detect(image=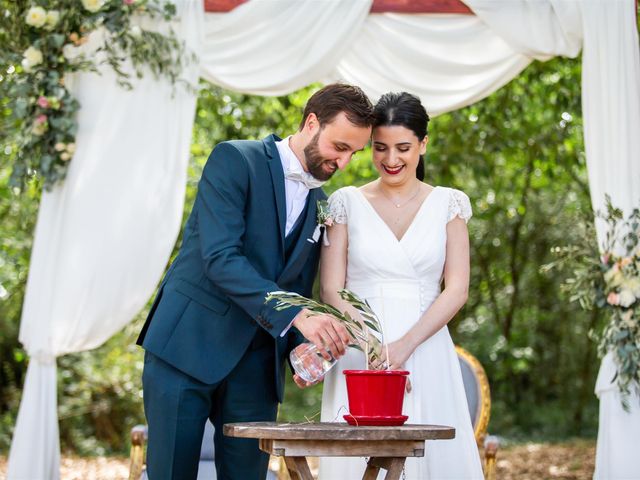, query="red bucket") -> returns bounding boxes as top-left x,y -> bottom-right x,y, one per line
343,369 -> 409,417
